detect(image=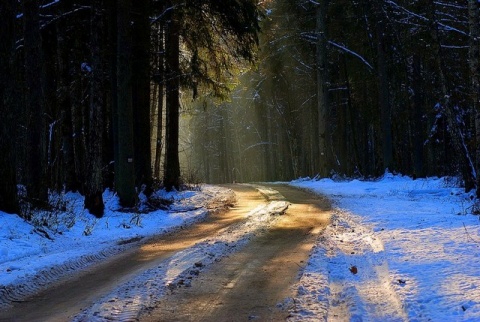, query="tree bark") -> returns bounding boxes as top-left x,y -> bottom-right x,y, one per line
428,2 -> 475,191
219,105 -> 231,183
55,26 -> 79,192
411,55 -> 425,178
42,25 -> 61,191
164,3 -> 181,191
115,0 -> 137,206
0,0 -> 19,214
468,0 -> 480,198
71,80 -> 87,196
375,12 -> 393,172
24,0 -> 48,208
342,56 -> 361,175
85,0 -> 105,217
154,22 -> 165,180
105,0 -> 117,191
316,1 -> 329,177
132,0 -> 152,195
